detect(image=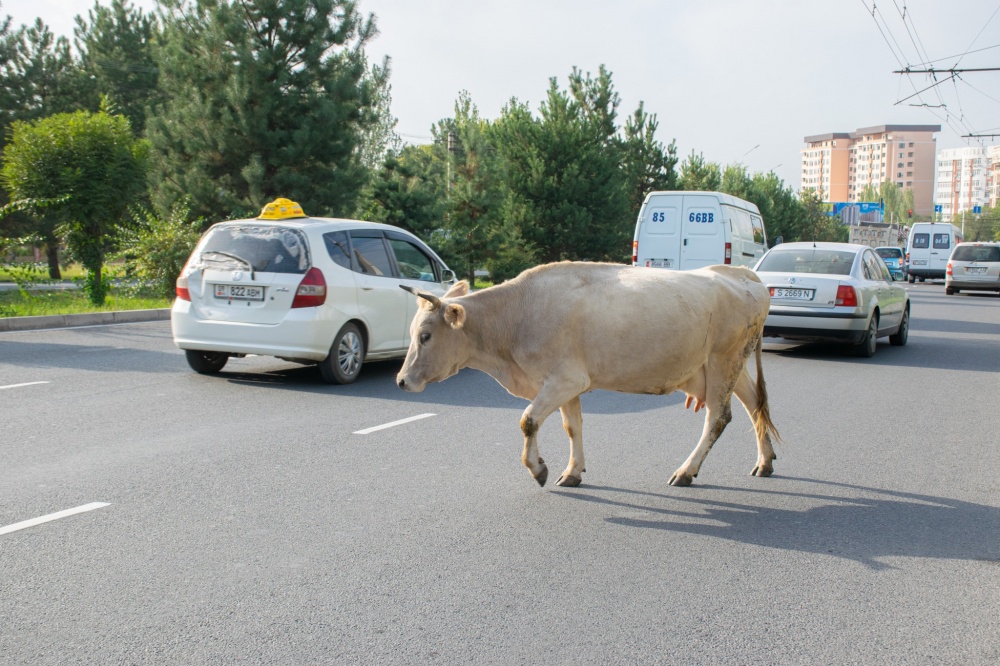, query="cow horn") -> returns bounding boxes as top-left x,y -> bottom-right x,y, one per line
400,284 -> 442,309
